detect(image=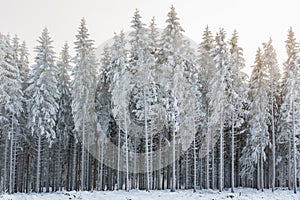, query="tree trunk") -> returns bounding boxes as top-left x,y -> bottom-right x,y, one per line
219,107 -> 224,192
158,134 -> 162,190
193,112 -> 197,192
3,133 -> 9,192
81,108 -> 86,191
99,141 -> 104,190
9,120 -> 14,194
260,145 -> 264,192
271,100 -> 276,192
36,134 -> 41,192
292,101 -> 297,194
171,128 -> 176,192
231,113 -> 235,193
117,127 -> 121,190
124,110 -> 129,191
206,126 -> 210,189
288,131 -> 291,190
72,139 -> 77,190
257,155 -> 260,190
144,86 -> 150,191
212,137 -> 215,190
